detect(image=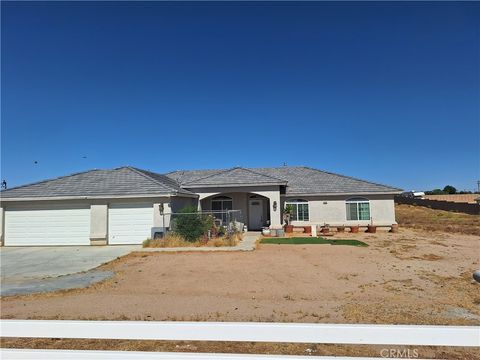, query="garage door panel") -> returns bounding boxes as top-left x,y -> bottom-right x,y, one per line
108,203 -> 153,245
5,206 -> 90,246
